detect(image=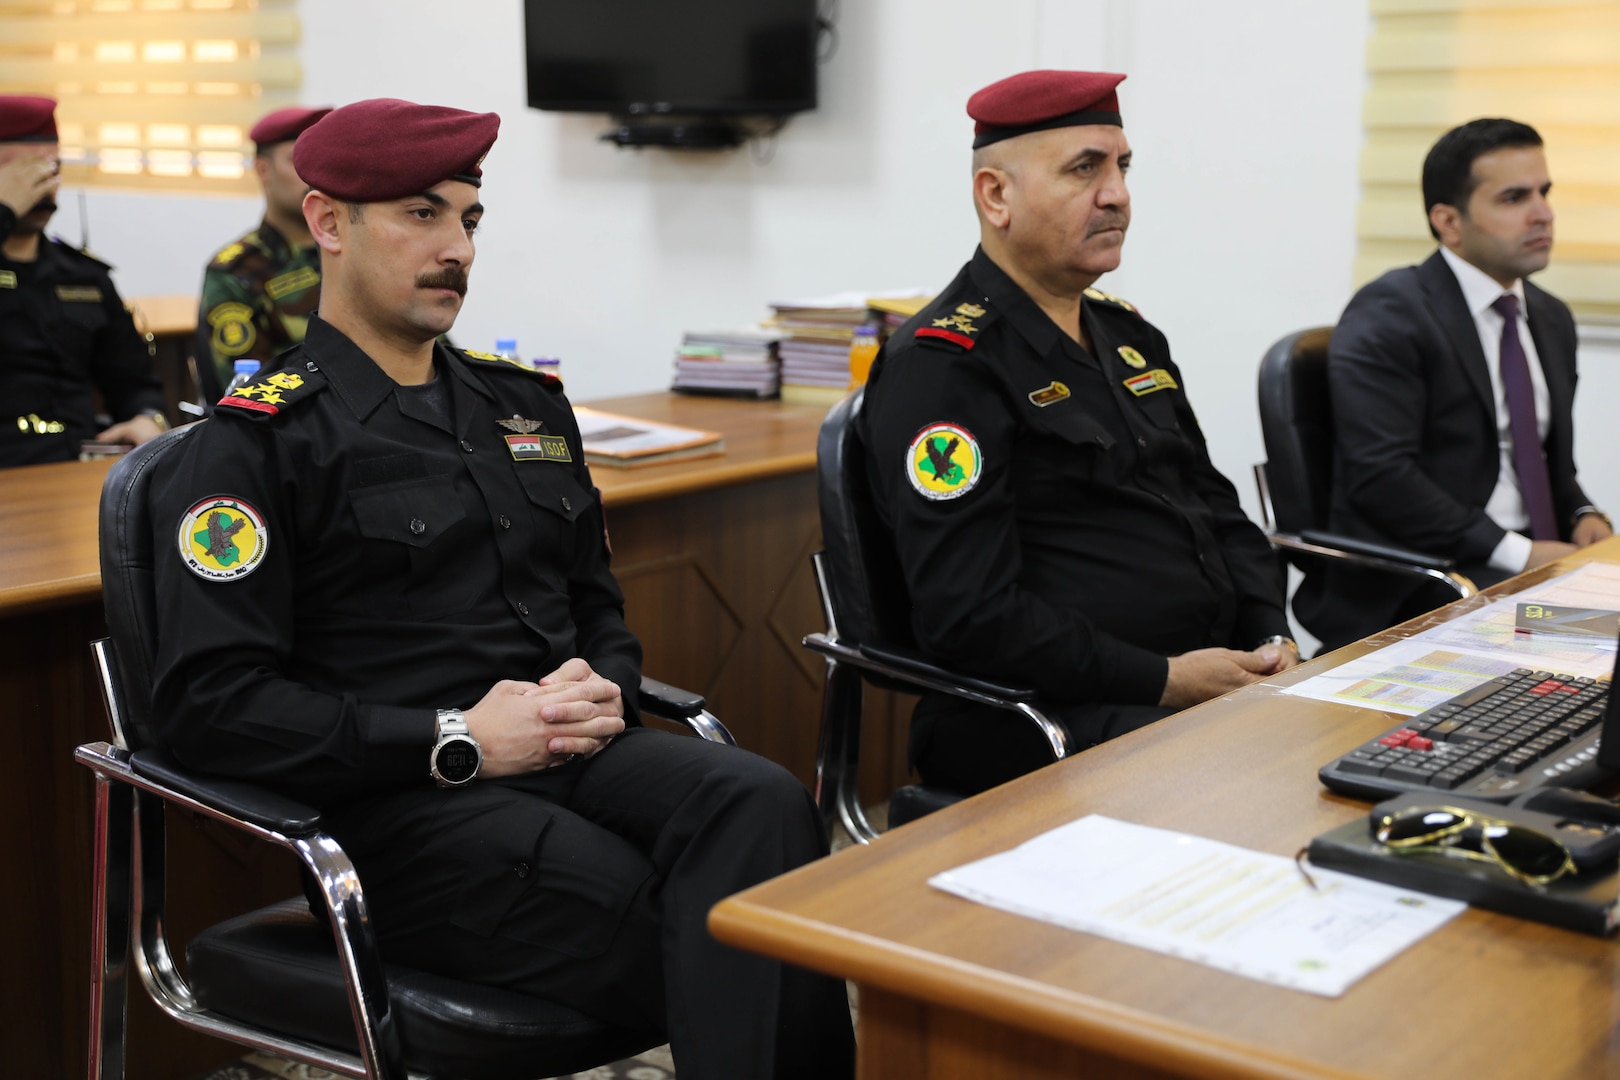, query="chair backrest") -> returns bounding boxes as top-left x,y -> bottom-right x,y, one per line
815,387 -> 916,649
1255,327 -> 1335,536
98,423 -> 200,752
